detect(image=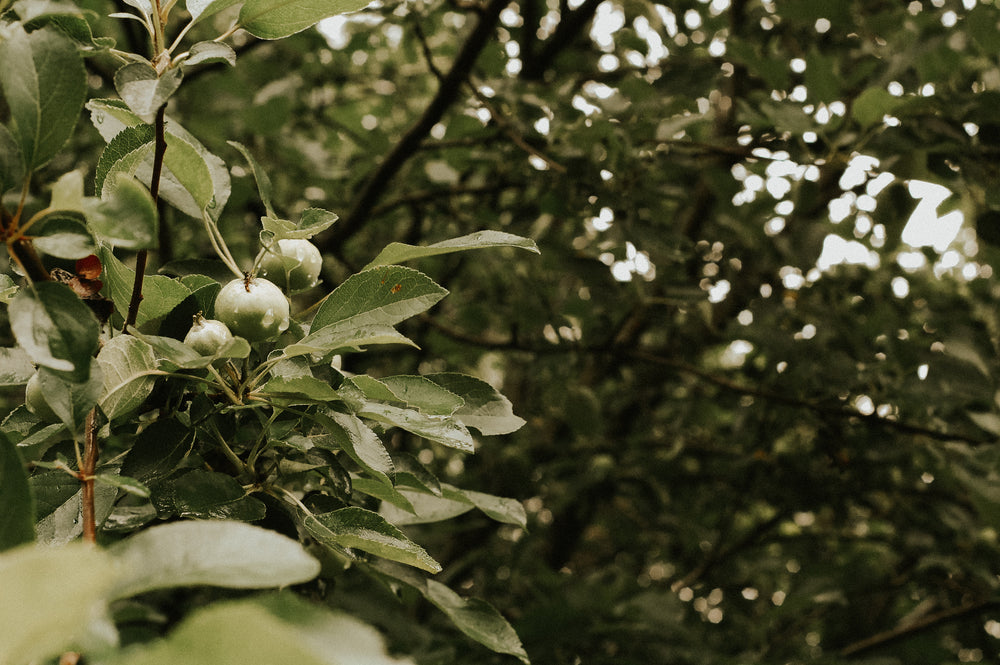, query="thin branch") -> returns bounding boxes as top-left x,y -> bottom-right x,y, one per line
839,599 -> 1000,657
80,410 -> 99,544
124,104 -> 167,331
328,0 -> 510,250
520,0 -> 603,80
